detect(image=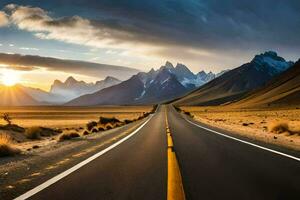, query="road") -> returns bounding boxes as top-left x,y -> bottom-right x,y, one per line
16,105 -> 300,200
